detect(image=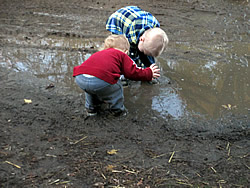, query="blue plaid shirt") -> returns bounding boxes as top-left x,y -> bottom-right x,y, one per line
106,6 -> 160,45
